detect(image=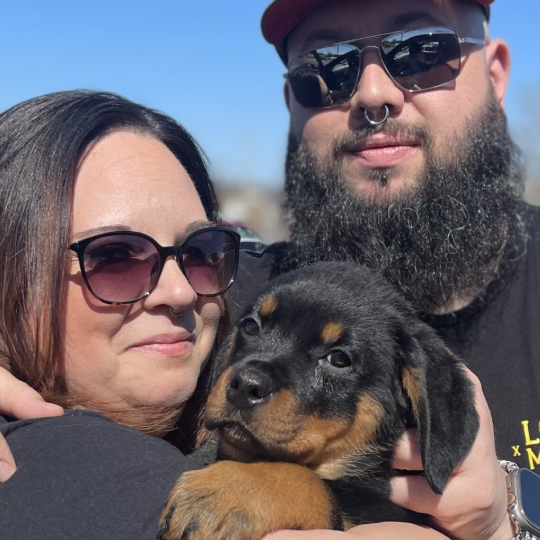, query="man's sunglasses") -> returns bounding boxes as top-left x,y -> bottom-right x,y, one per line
69,226 -> 240,305
287,27 -> 484,109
